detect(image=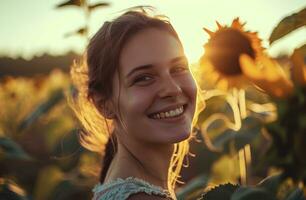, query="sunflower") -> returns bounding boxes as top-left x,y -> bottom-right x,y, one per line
198,19 -> 267,186
199,18 -> 264,91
